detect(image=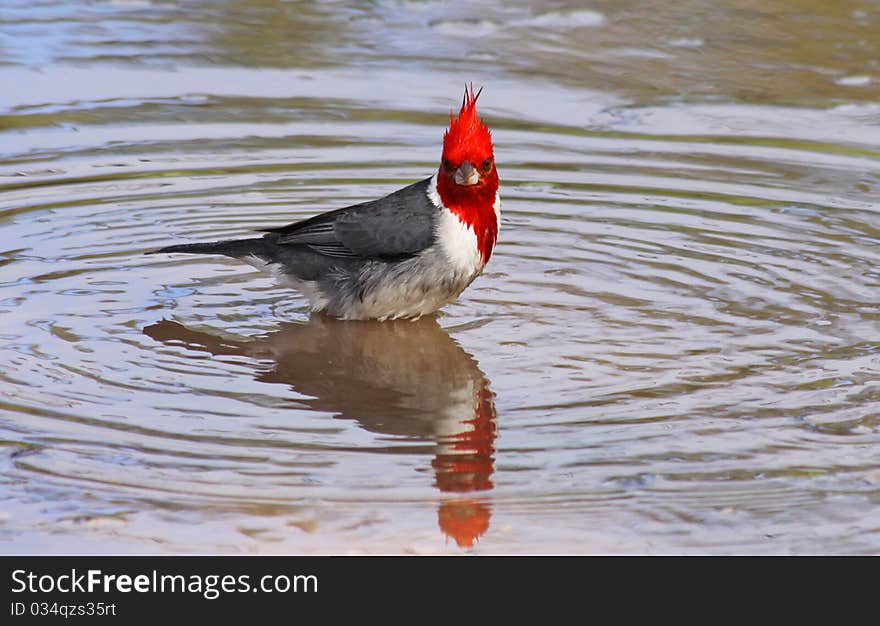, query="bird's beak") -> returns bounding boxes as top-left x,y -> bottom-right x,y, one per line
454,161 -> 480,186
